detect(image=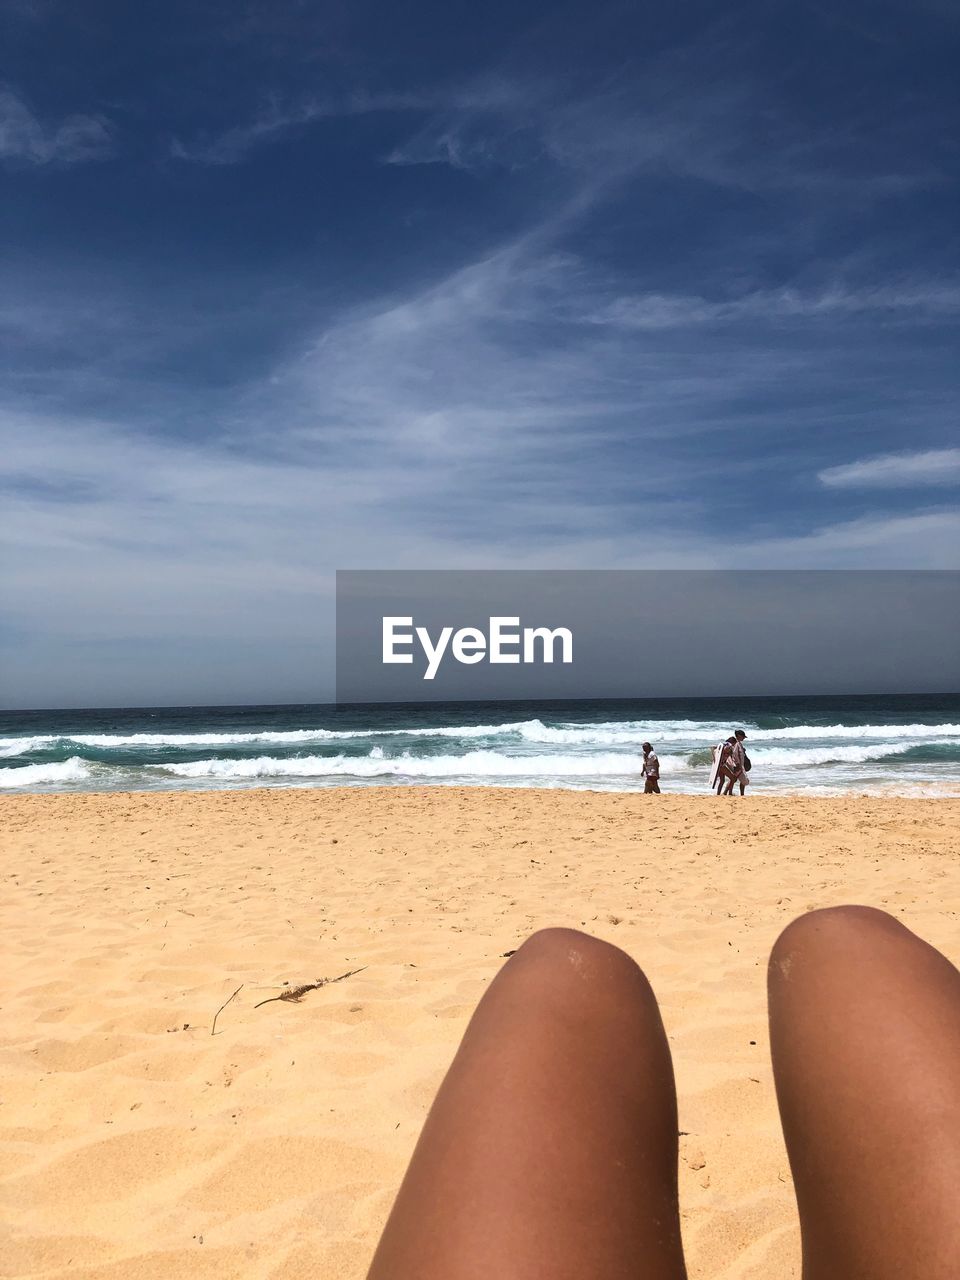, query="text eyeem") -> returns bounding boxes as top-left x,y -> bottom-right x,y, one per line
382,616 -> 574,681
